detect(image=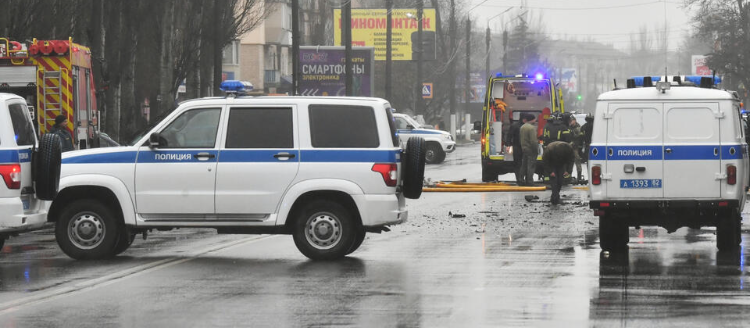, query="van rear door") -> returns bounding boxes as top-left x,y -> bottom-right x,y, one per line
663,103 -> 721,198
605,103 -> 664,199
